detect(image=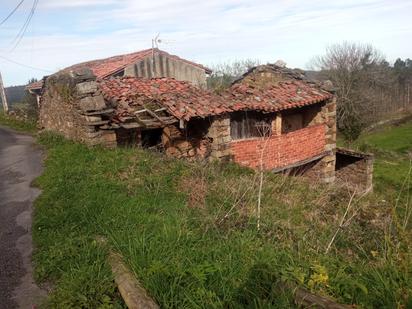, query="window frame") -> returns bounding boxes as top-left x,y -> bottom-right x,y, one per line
230,111 -> 273,140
